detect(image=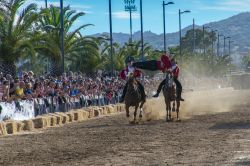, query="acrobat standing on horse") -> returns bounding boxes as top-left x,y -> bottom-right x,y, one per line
119,56 -> 146,103
133,53 -> 184,101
